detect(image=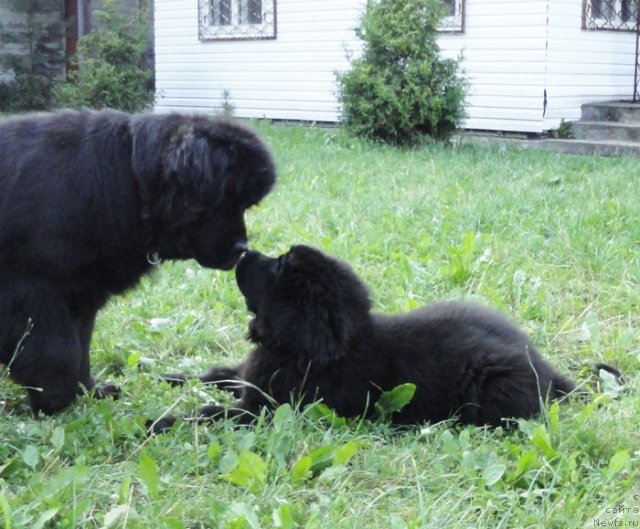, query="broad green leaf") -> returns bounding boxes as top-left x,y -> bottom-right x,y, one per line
318,465 -> 347,482
514,449 -> 539,478
334,442 -> 359,466
127,352 -> 142,368
530,425 -> 556,459
50,426 -> 65,450
375,383 -> 416,419
608,449 -> 630,476
207,443 -> 222,463
237,431 -> 256,452
139,452 -> 160,500
0,490 -> 10,529
273,504 -> 294,529
290,455 -> 312,484
219,450 -> 239,474
162,518 -> 186,529
228,502 -> 261,529
103,504 -> 139,528
581,312 -> 599,349
308,445 -> 337,473
118,477 -> 132,504
304,402 -> 347,428
22,445 -> 39,469
224,451 -> 267,492
40,465 -> 90,498
0,459 -> 19,478
272,403 -> 293,428
482,463 -> 506,486
32,509 -> 59,529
